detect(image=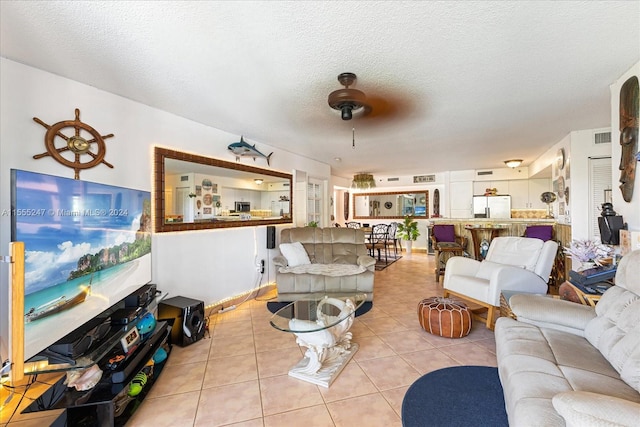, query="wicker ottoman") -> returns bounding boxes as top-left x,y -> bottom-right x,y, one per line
418,297 -> 472,338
